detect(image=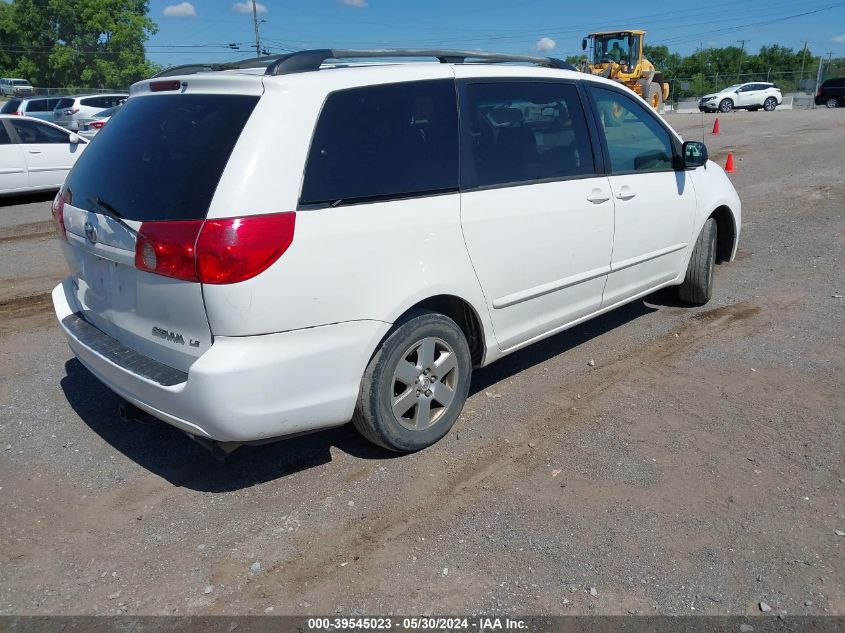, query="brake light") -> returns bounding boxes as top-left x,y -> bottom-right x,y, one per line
134,213 -> 296,284
135,220 -> 203,282
150,80 -> 182,92
63,108 -> 79,116
13,110 -> 23,116
51,189 -> 69,240
90,120 -> 106,129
